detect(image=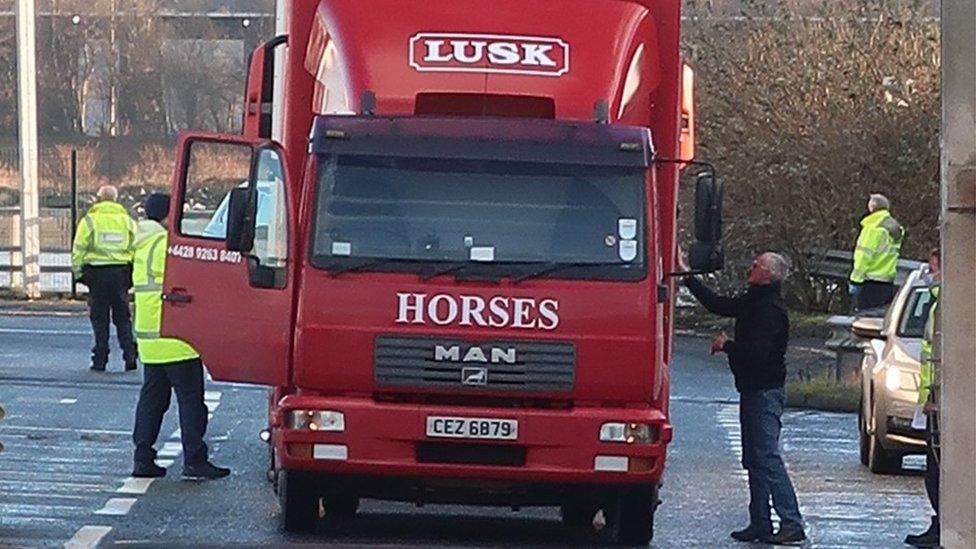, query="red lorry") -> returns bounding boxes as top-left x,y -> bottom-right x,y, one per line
161,0 -> 723,544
